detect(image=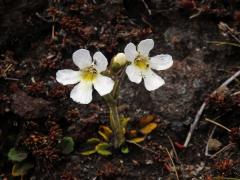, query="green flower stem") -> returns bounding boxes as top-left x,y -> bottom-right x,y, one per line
104,94 -> 125,148
112,66 -> 127,99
